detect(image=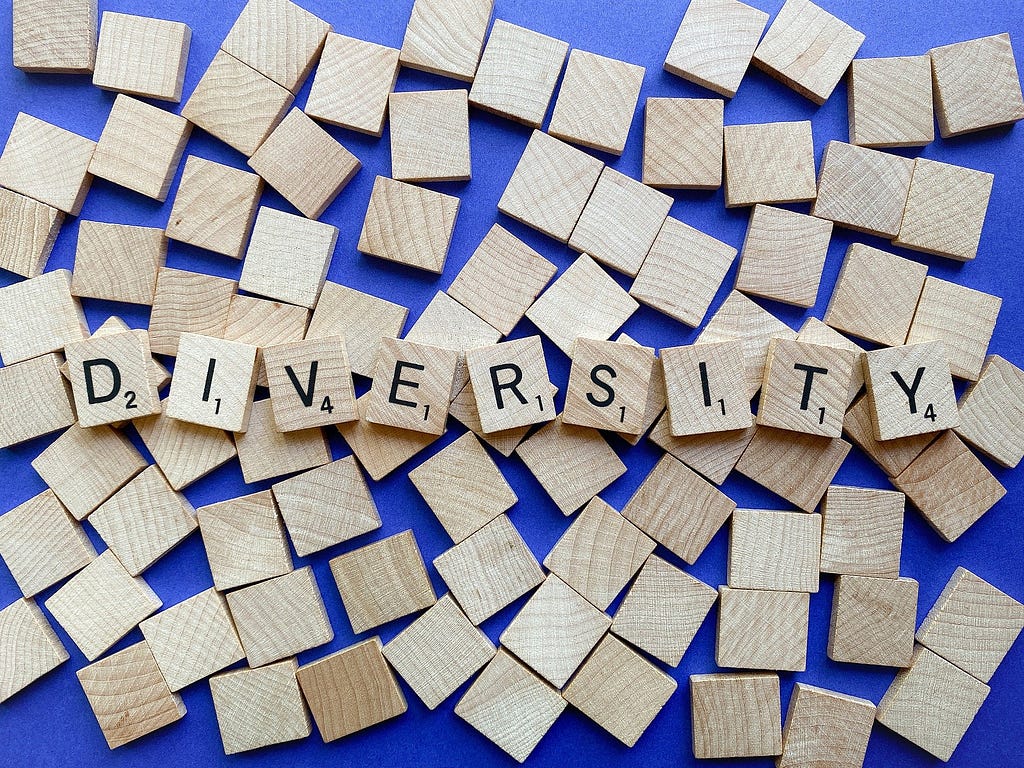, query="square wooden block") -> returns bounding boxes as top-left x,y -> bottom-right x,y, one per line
148,267 -> 237,356
165,332 -> 258,432
0,188 -> 63,278
71,221 -> 165,305
65,329 -> 160,427
389,89 -> 470,182
716,586 -> 809,671
820,485 -> 904,578
931,33 -> 1024,137
233,399 -> 331,484
135,399 -> 237,491
690,672 -> 782,759
843,394 -> 935,478
338,393 -> 441,481
563,338 -> 655,433
366,337 -> 457,435
894,157 -> 994,262
752,0 -> 864,104
778,684 -> 876,768
263,337 -> 356,431
399,0 -> 493,82
469,20 -> 568,127
210,660 -> 312,754
0,598 -> 68,703
723,121 -> 816,208
850,55 -> 934,148
614,332 -> 666,445
358,175 -> 459,274
0,353 -> 75,449
829,575 -> 918,667
13,0 -> 97,73
643,97 -> 723,188
93,11 -> 190,102
663,341 -> 752,436
306,33 -> 399,136
729,508 -> 821,592
956,355 -> 1024,468
649,415 -> 756,485
864,341 -> 959,441
797,317 -> 865,405
222,294 -> 310,388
